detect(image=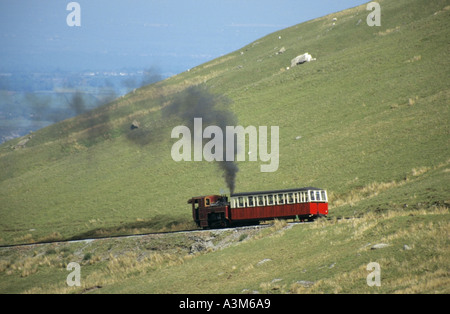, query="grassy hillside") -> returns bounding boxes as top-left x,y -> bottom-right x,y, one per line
0,0 -> 448,245
1,208 -> 448,294
0,0 -> 449,293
